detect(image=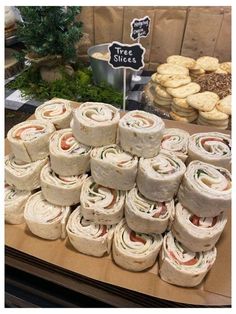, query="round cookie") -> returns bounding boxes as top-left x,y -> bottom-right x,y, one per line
157,63 -> 189,76
167,55 -> 196,69
155,84 -> 172,99
199,107 -> 229,121
186,91 -> 219,112
170,111 -> 198,123
196,56 -> 219,71
171,102 -> 197,114
197,116 -> 229,127
172,98 -> 193,110
159,74 -> 191,88
166,82 -> 200,98
216,95 -> 231,115
171,106 -> 198,117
